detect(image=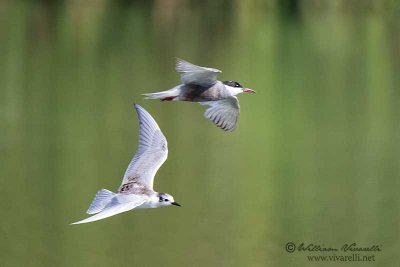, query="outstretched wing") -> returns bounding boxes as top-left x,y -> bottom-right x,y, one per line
119,104 -> 168,190
71,195 -> 146,225
176,58 -> 221,87
200,96 -> 240,132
